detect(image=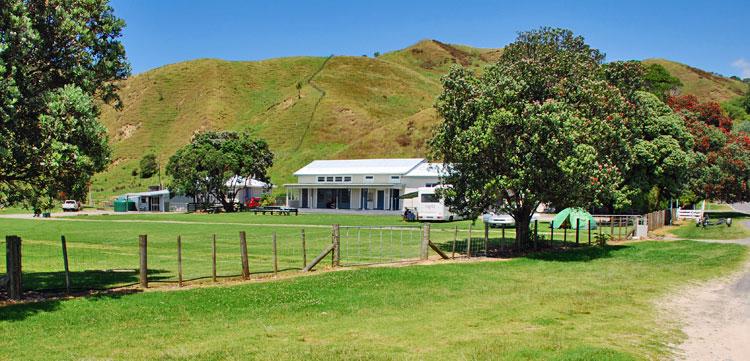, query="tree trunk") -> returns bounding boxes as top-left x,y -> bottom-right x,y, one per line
513,208 -> 533,249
